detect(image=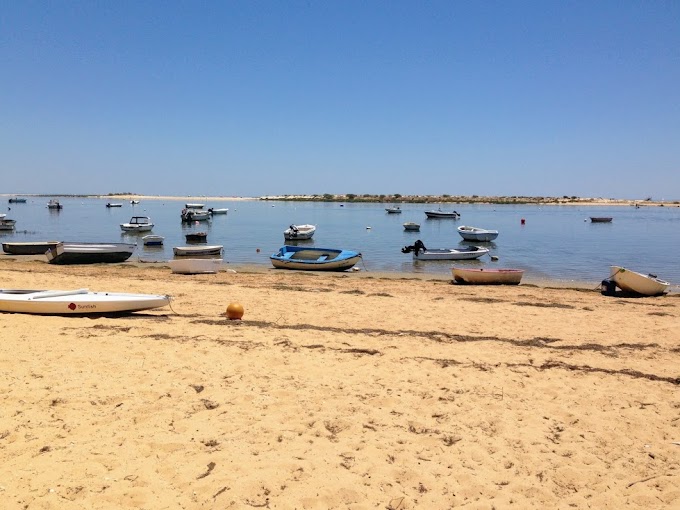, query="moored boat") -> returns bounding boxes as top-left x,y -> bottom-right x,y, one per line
45,242 -> 136,265
47,199 -> 63,210
425,209 -> 460,219
609,266 -> 670,296
208,208 -> 228,215
142,234 -> 164,246
120,216 -> 154,232
2,241 -> 61,255
185,203 -> 205,209
106,202 -> 123,208
181,209 -> 211,222
173,245 -> 223,257
8,198 -> 27,204
590,217 -> 613,223
403,222 -> 420,231
457,225 -> 499,242
385,206 -> 402,213
284,224 -> 316,240
452,267 -> 524,285
169,258 -> 223,274
270,246 -> 361,271
0,288 -> 170,315
402,240 -> 489,260
185,232 -> 208,243
0,219 -> 16,231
